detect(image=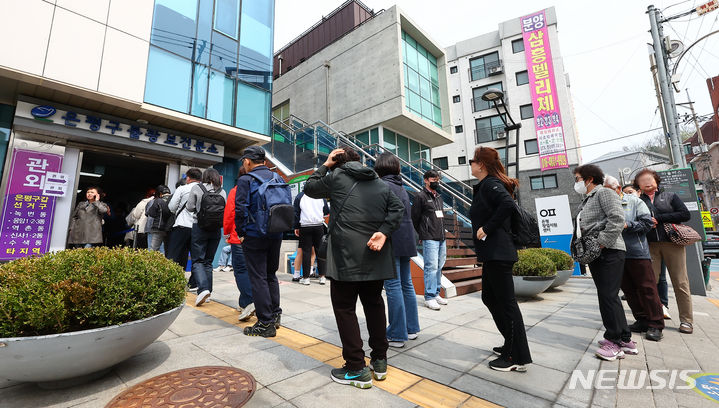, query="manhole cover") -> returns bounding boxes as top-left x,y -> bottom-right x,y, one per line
106,366 -> 256,408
